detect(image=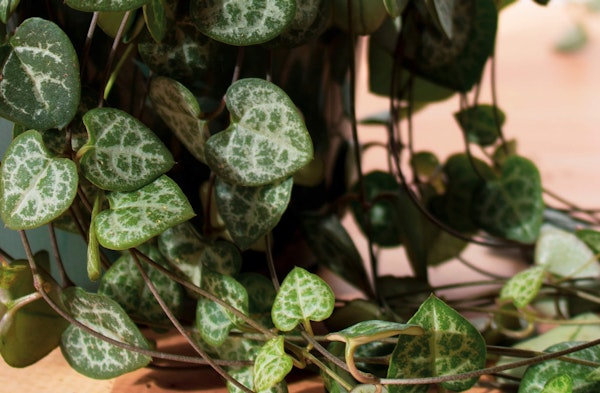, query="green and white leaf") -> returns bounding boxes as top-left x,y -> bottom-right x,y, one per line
228,366 -> 288,393
65,0 -> 149,12
0,130 -> 78,230
541,374 -> 573,393
0,0 -> 20,24
94,175 -> 195,250
388,295 -> 486,393
500,265 -> 547,308
215,176 -> 293,250
190,0 -> 296,46
271,266 -> 335,332
60,287 -> 151,379
519,341 -> 600,393
535,225 -> 600,279
206,78 -> 313,186
79,108 -> 174,192
253,336 -> 293,391
196,269 -> 248,347
0,18 -> 80,130
473,155 -> 544,243
149,76 -> 208,163
97,243 -> 184,324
